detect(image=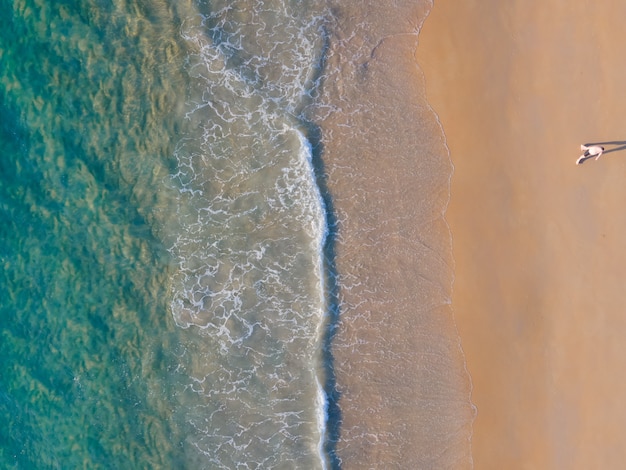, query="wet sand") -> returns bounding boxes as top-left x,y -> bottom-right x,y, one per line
418,0 -> 626,467
316,2 -> 474,467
